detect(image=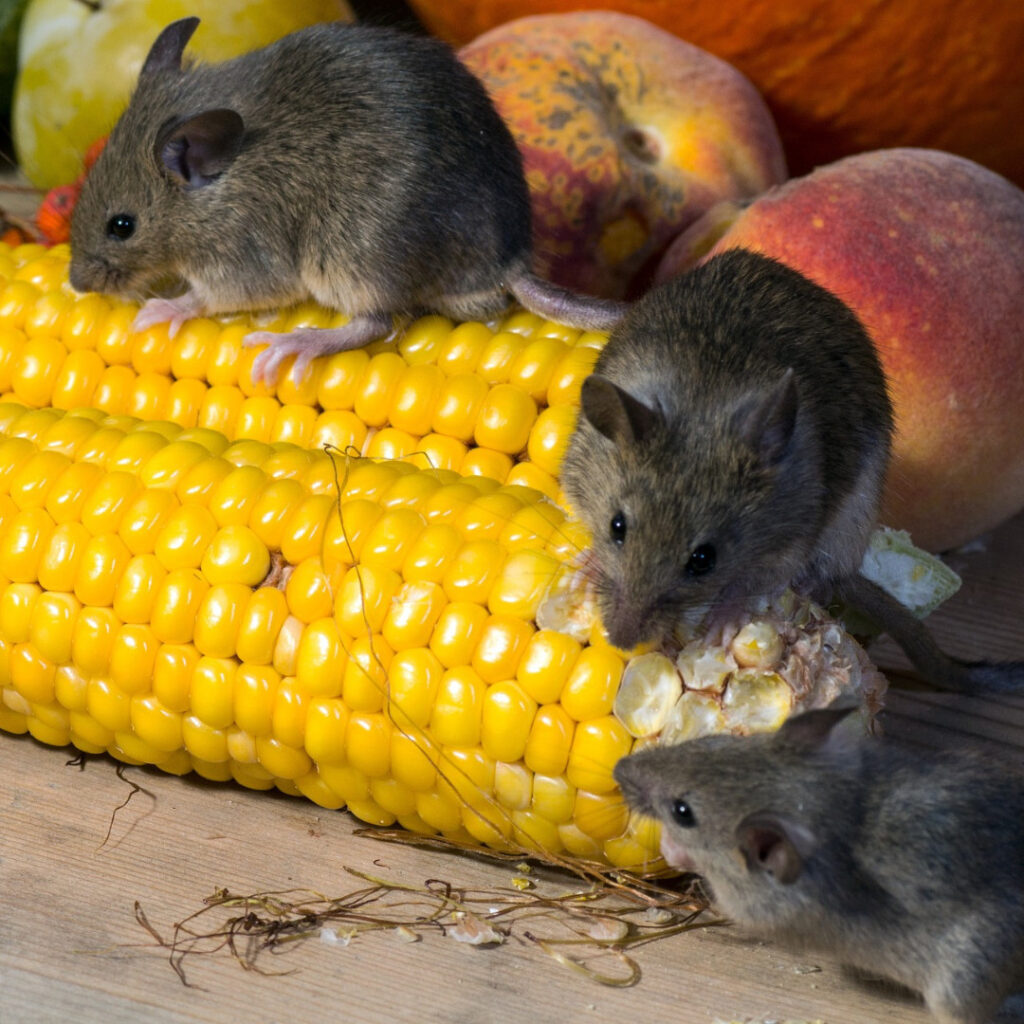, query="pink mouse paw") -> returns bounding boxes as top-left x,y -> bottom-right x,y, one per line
244,329 -> 321,387
244,316 -> 392,387
132,295 -> 204,337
